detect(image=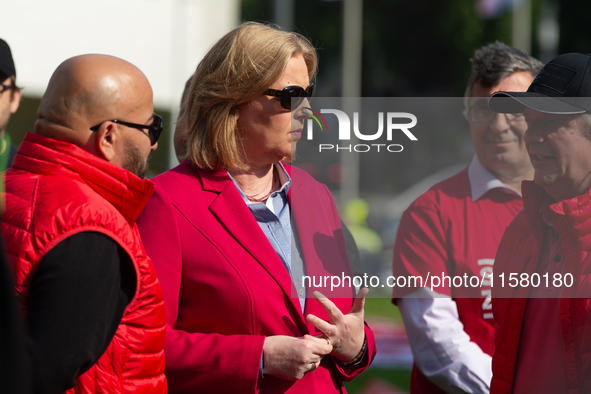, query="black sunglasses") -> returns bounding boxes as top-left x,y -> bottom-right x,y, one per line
90,114 -> 163,146
0,84 -> 17,94
262,83 -> 315,110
